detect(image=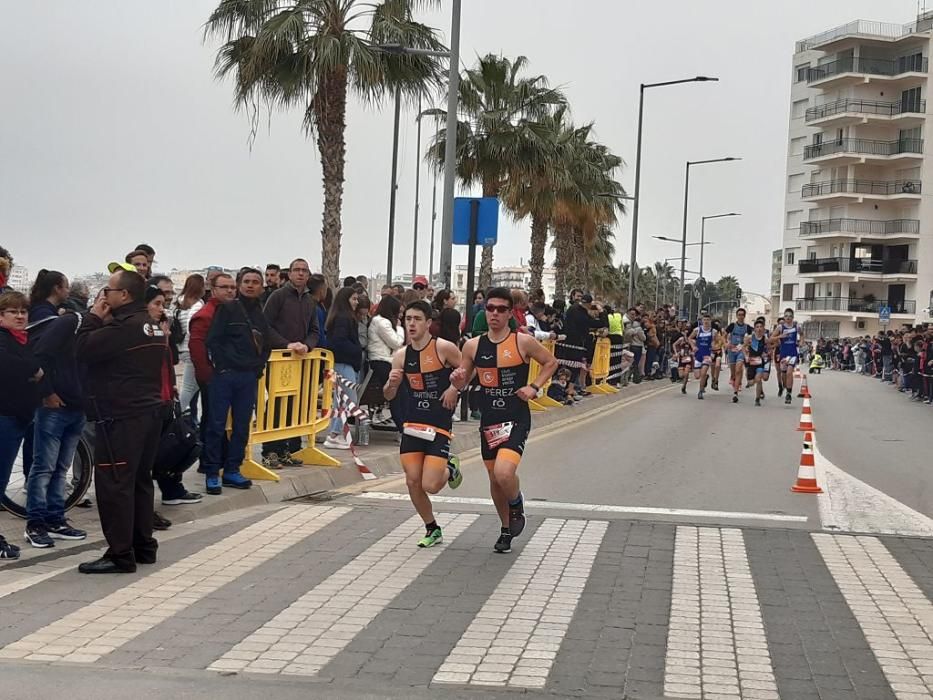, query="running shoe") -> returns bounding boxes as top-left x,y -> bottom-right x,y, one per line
732,393 -> 739,403
785,393 -> 792,405
754,397 -> 761,407
279,453 -> 303,466
261,453 -> 281,470
46,521 -> 88,541
162,491 -> 203,506
0,536 -> 20,559
711,380 -> 719,391
223,473 -> 253,489
698,390 -> 705,400
509,493 -> 526,538
681,384 -> 687,394
494,532 -> 513,553
778,385 -> 784,397
447,455 -> 463,489
153,512 -> 172,531
417,528 -> 443,548
206,475 -> 222,495
24,524 -> 55,549
323,434 -> 351,450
